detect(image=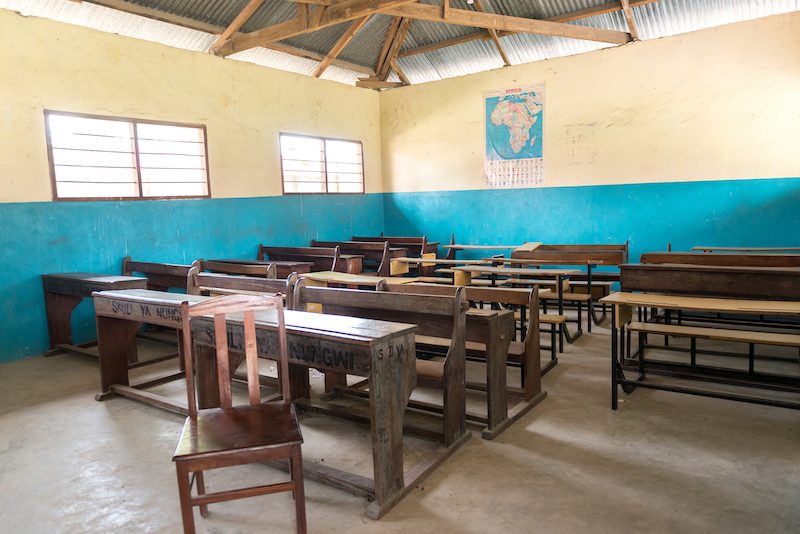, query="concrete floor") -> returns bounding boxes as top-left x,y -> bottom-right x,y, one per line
1,323 -> 798,533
